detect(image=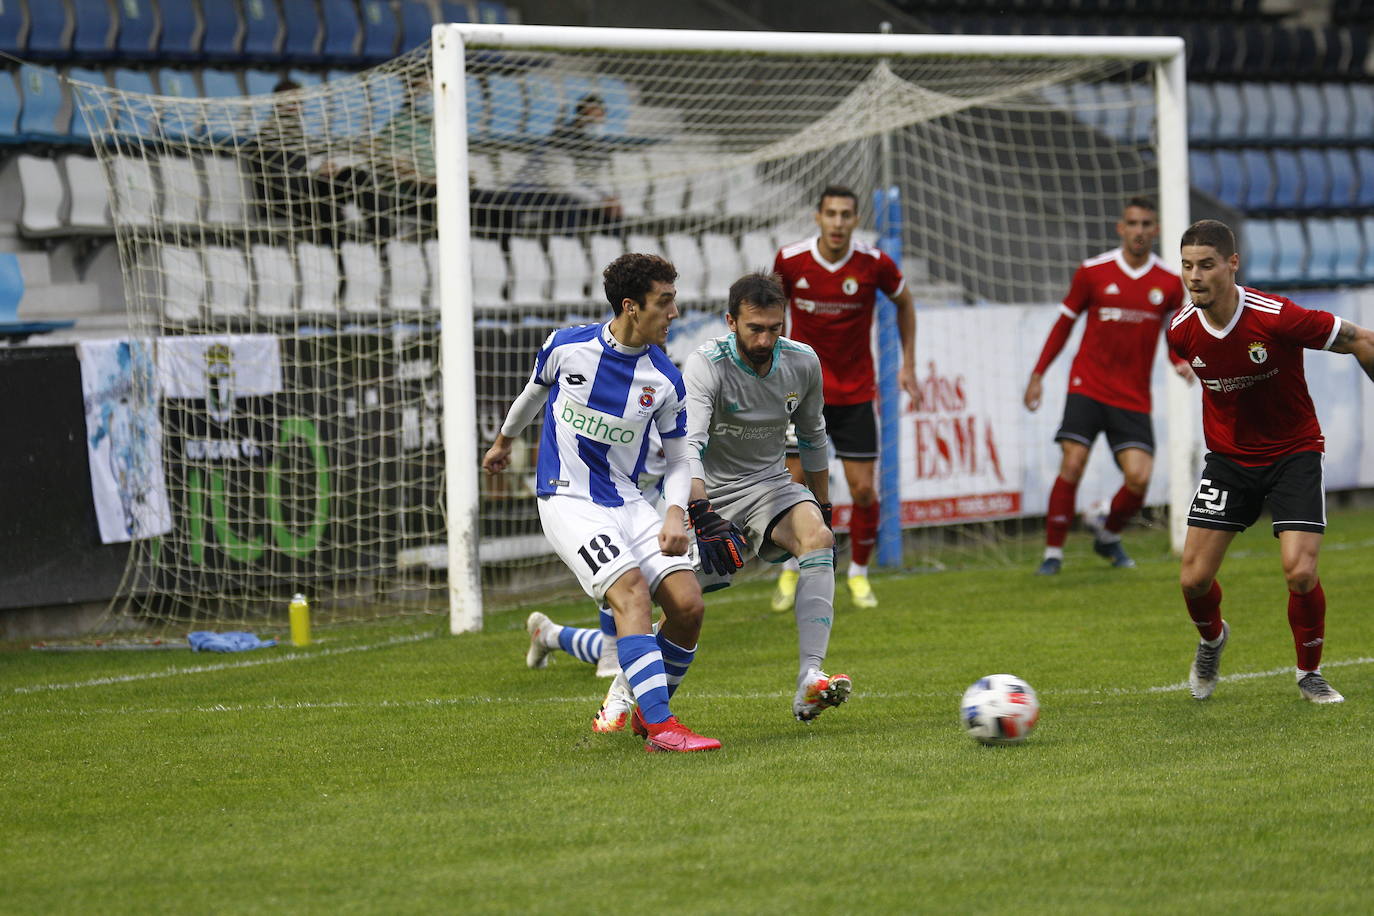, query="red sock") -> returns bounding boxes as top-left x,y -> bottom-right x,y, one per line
1105,485 -> 1145,534
1184,580 -> 1224,642
1045,476 -> 1077,548
1288,582 -> 1326,671
850,501 -> 879,566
